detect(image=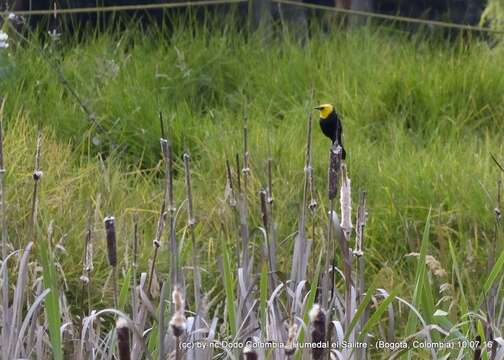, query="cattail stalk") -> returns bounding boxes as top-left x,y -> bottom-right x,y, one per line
183,152 -> 202,312
322,144 -> 341,312
487,178 -> 501,351
104,216 -> 118,308
131,213 -> 139,323
354,192 -> 367,298
267,158 -> 274,209
147,201 -> 163,297
306,109 -> 317,213
159,114 -> 179,291
225,158 -> 242,270
225,159 -> 237,208
242,124 -> 250,192
80,207 -> 93,318
328,144 -> 342,201
116,318 -> 131,360
266,159 -> 277,277
240,126 -> 251,286
235,153 -> 242,193
290,110 -> 314,292
355,191 -> 368,357
29,133 -> 43,245
260,189 -> 276,290
148,113 -> 171,296
305,112 -> 318,269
